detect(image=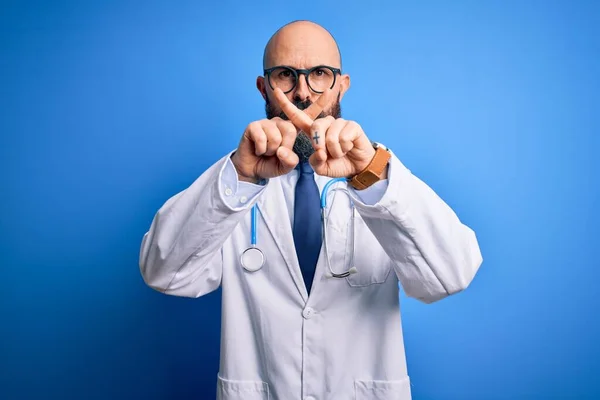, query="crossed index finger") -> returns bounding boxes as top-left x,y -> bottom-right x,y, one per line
303,87 -> 337,120
272,87 -> 337,133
